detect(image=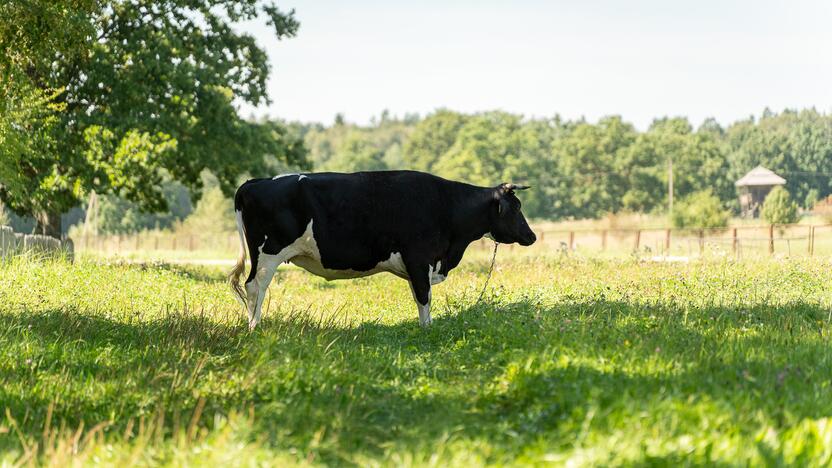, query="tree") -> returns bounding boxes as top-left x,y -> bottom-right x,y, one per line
403,110 -> 468,172
671,190 -> 730,228
725,110 -> 832,208
550,116 -> 637,218
95,181 -> 192,234
324,132 -> 388,172
761,186 -> 799,225
178,178 -> 236,236
433,111 -> 524,186
804,188 -> 820,210
0,0 -> 308,237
